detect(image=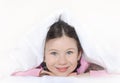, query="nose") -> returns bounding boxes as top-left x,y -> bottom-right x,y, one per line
58,55 -> 67,65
